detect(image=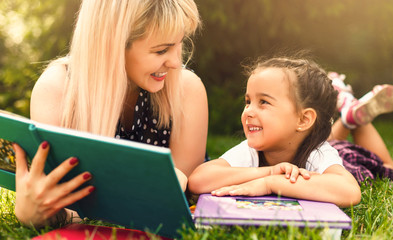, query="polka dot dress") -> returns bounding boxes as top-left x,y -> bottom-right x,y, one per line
115,89 -> 171,147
